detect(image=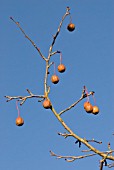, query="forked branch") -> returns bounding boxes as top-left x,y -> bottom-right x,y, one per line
50,105 -> 114,162
5,89 -> 44,105
50,150 -> 96,162
59,90 -> 94,116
